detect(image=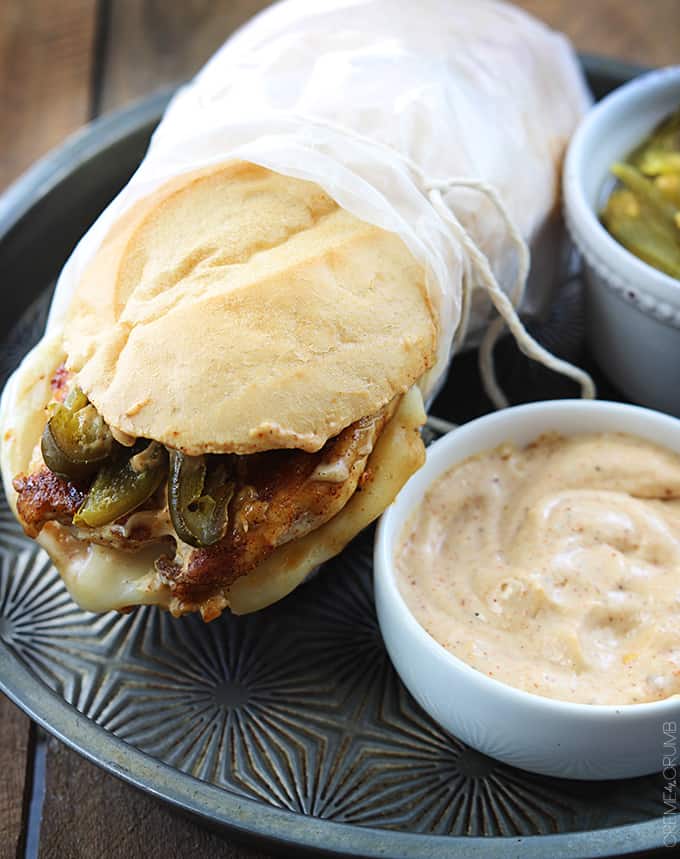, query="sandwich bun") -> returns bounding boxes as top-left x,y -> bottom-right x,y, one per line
64,161 -> 437,455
